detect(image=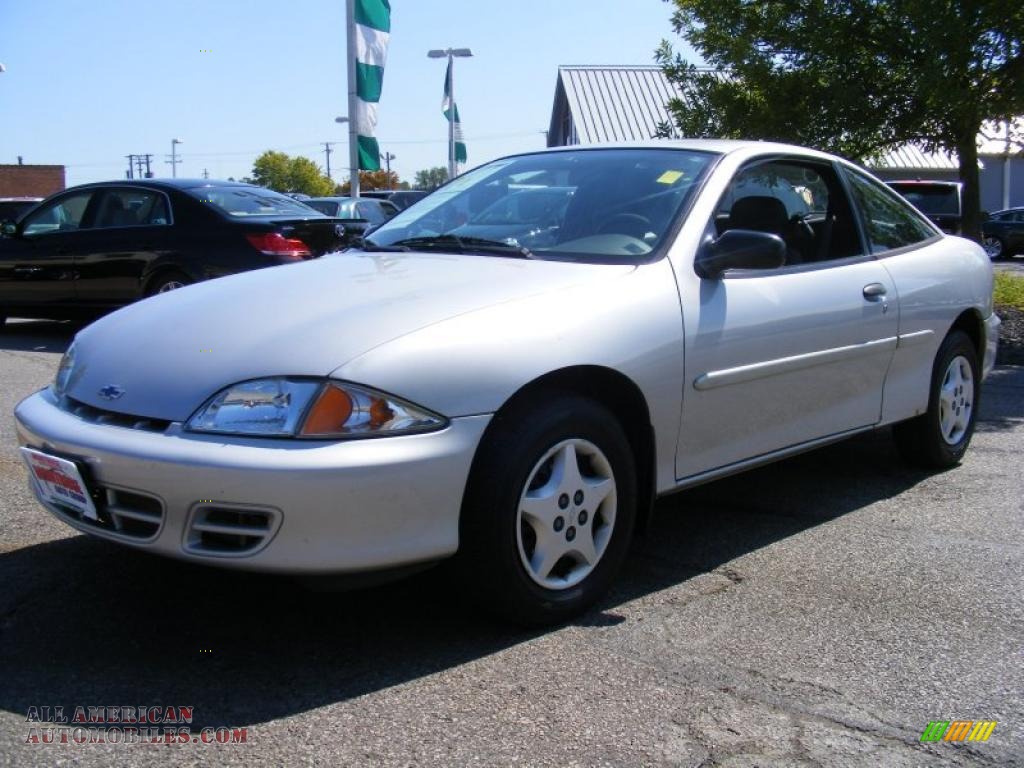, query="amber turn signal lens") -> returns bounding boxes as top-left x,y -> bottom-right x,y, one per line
369,397 -> 395,428
300,384 -> 353,435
